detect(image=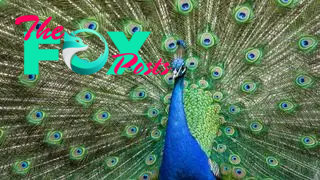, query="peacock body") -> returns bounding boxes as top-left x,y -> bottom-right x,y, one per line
0,0 -> 320,179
